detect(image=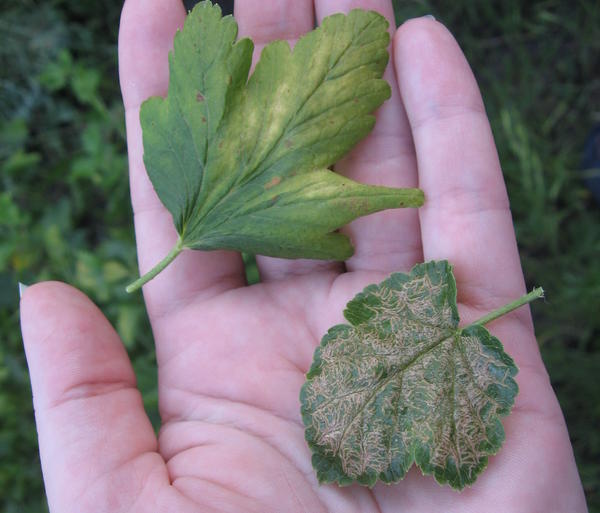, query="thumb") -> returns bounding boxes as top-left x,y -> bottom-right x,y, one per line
20,282 -> 167,512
